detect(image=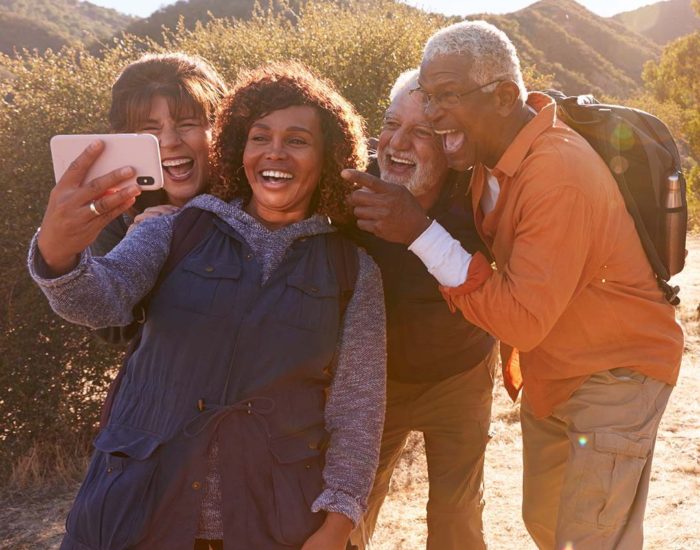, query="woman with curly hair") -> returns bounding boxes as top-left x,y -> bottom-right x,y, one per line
28,62 -> 386,550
